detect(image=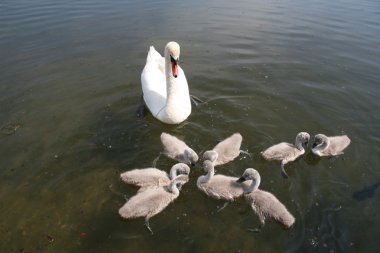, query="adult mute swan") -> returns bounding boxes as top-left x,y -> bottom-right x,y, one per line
261,132 -> 310,178
141,41 -> 191,124
311,134 -> 351,157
